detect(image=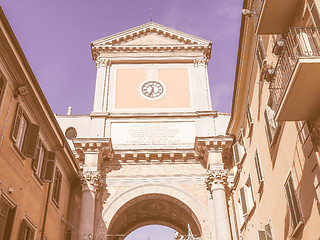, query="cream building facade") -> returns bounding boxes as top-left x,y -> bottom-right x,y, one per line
227,0 -> 320,239
57,22 -> 234,240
